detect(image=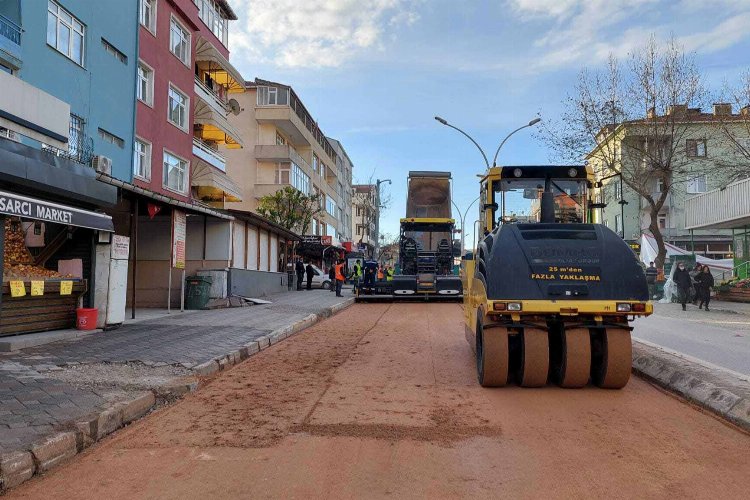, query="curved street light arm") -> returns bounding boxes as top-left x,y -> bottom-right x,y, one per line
492,118 -> 541,167
434,117 -> 490,168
